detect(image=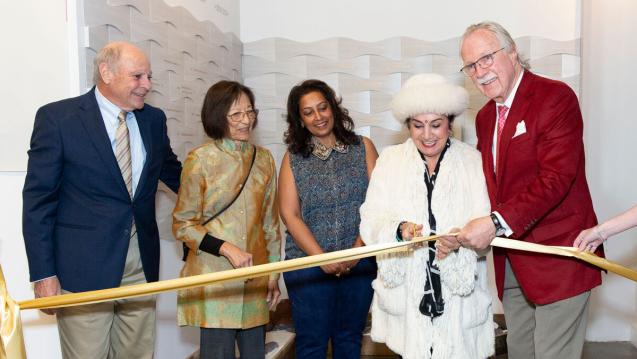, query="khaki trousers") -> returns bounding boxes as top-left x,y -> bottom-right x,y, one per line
57,231 -> 156,359
503,258 -> 590,359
